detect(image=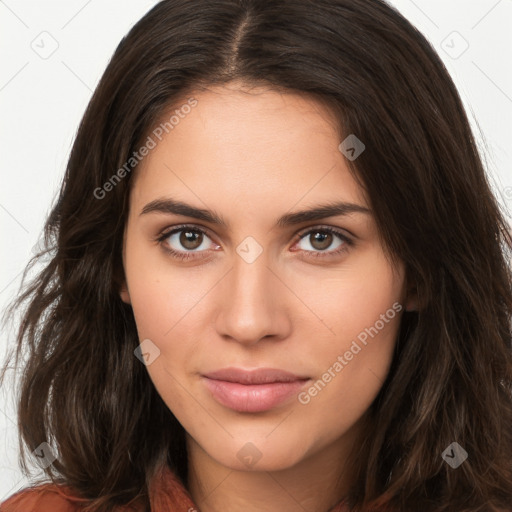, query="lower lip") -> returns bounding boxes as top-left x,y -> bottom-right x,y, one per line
203,377 -> 310,413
